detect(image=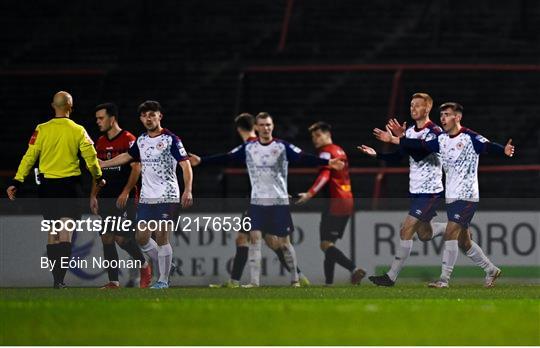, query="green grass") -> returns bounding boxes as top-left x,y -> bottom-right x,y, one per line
1,285 -> 539,345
